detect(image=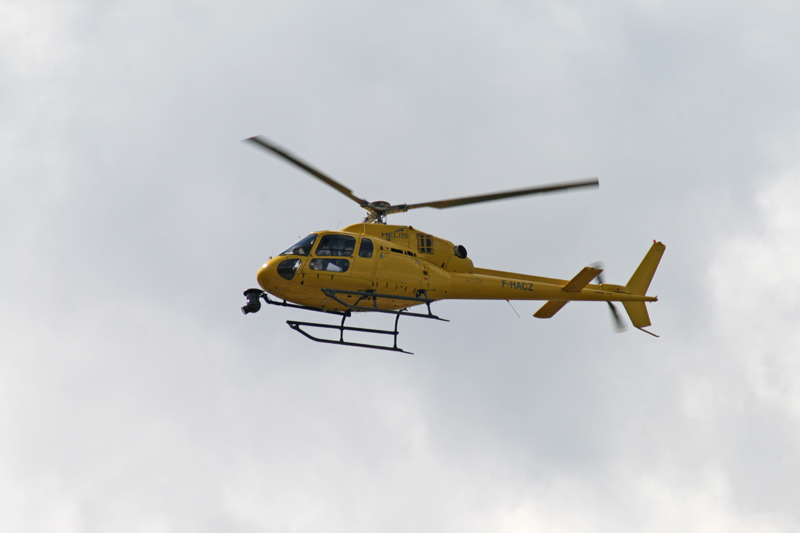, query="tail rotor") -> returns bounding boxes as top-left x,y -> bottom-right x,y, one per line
592,262 -> 627,333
